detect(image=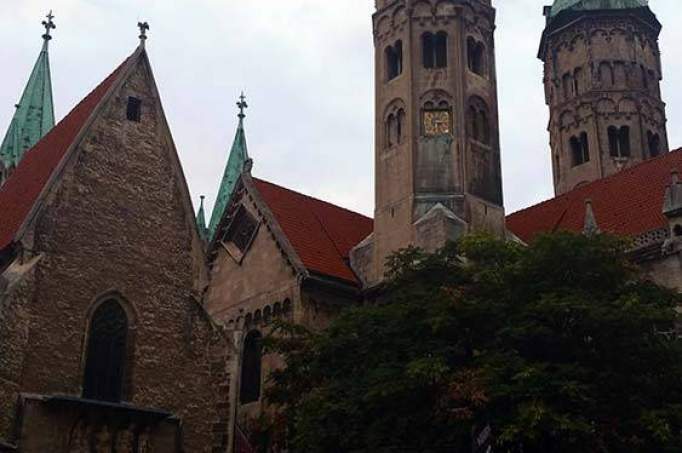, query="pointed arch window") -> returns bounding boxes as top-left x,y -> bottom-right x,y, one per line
83,300 -> 128,402
240,330 -> 263,404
